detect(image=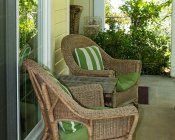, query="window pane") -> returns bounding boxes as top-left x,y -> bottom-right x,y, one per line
19,0 -> 40,139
